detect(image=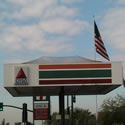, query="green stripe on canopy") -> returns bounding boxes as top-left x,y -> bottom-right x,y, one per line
39,70 -> 112,79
